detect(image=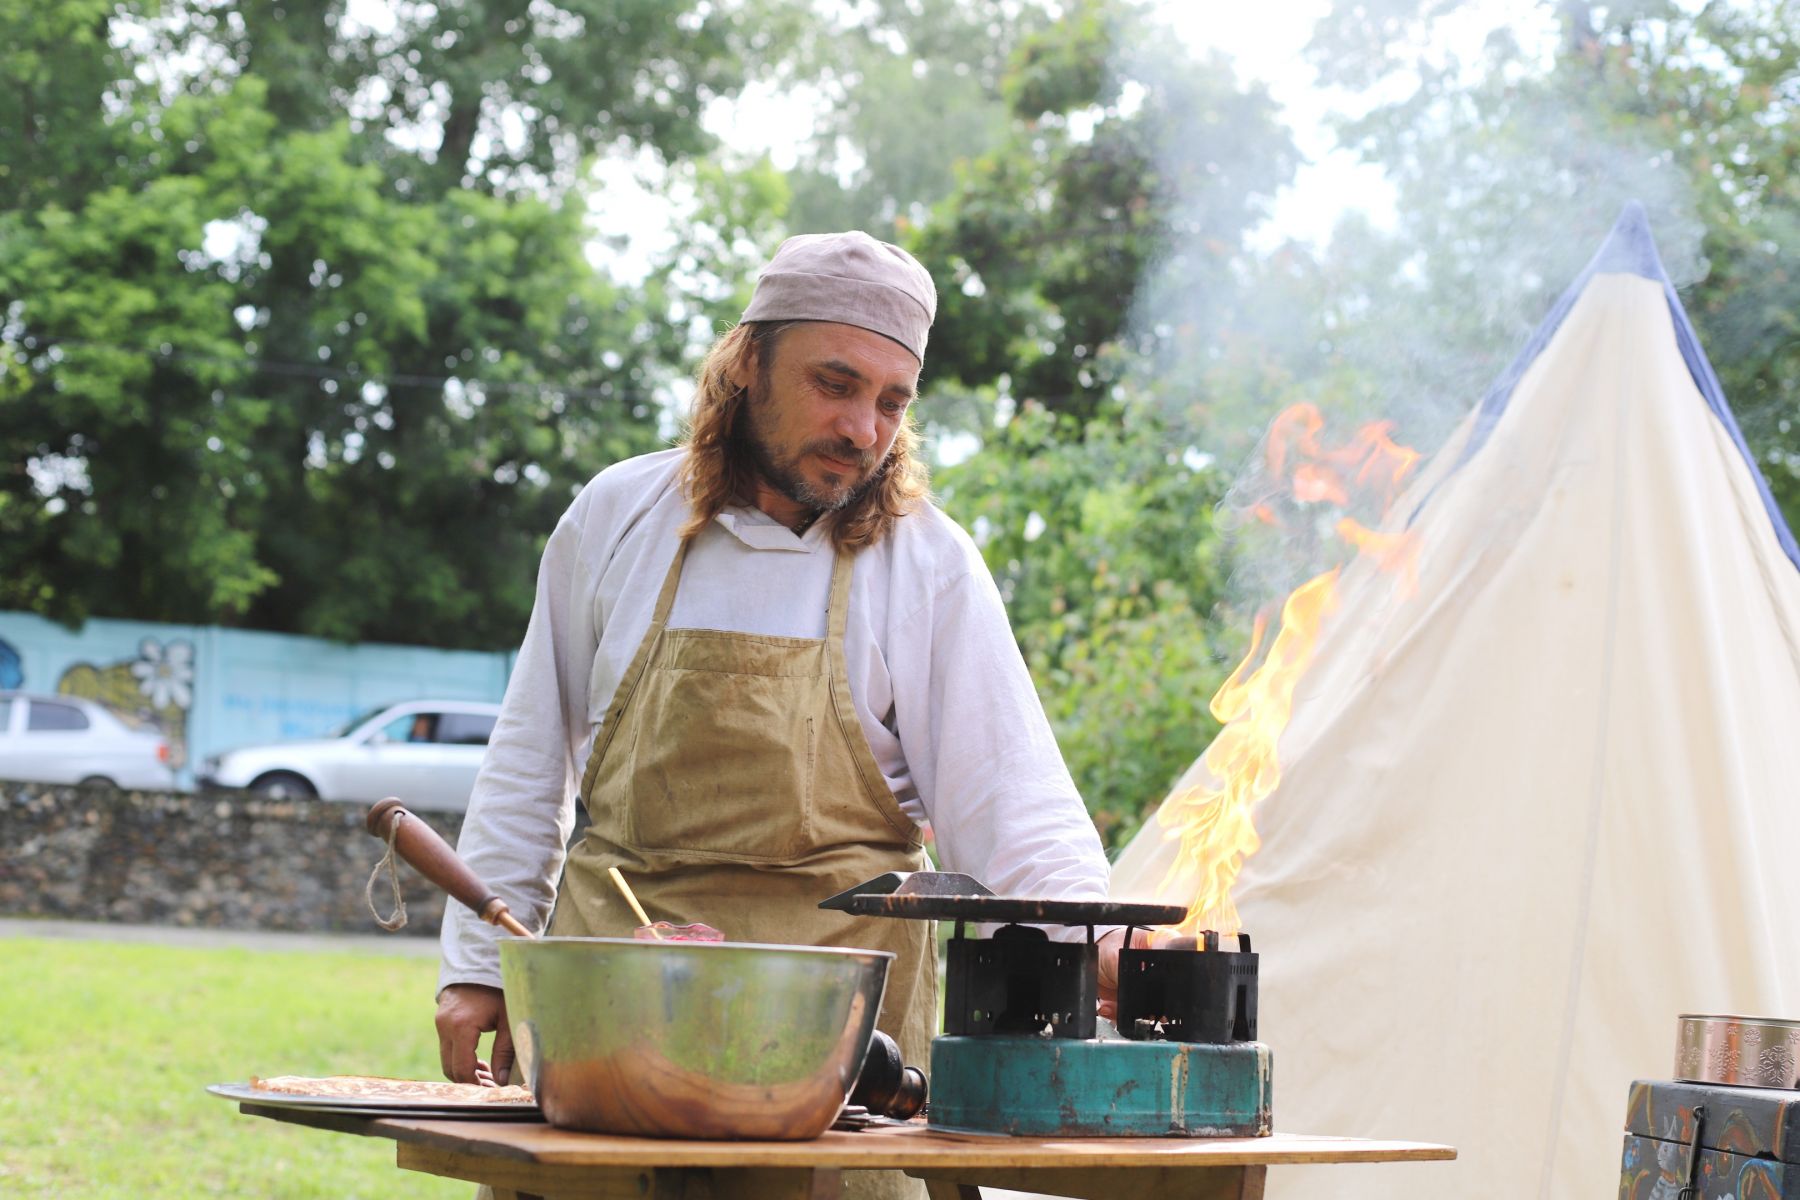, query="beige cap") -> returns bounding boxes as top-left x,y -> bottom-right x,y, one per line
740,231 -> 937,362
